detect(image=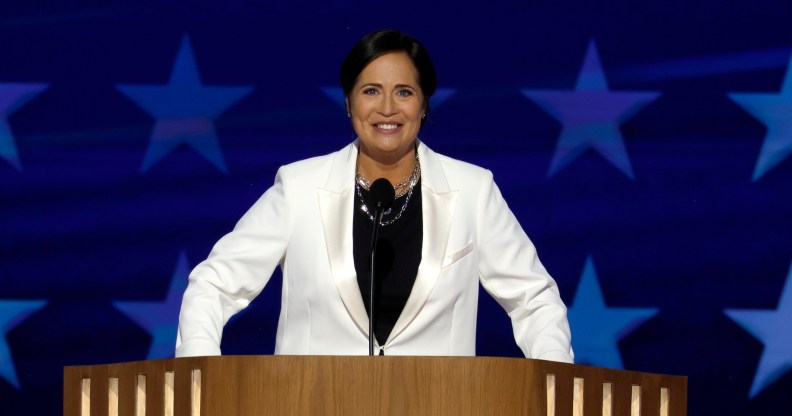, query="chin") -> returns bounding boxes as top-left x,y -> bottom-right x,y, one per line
362,137 -> 413,153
